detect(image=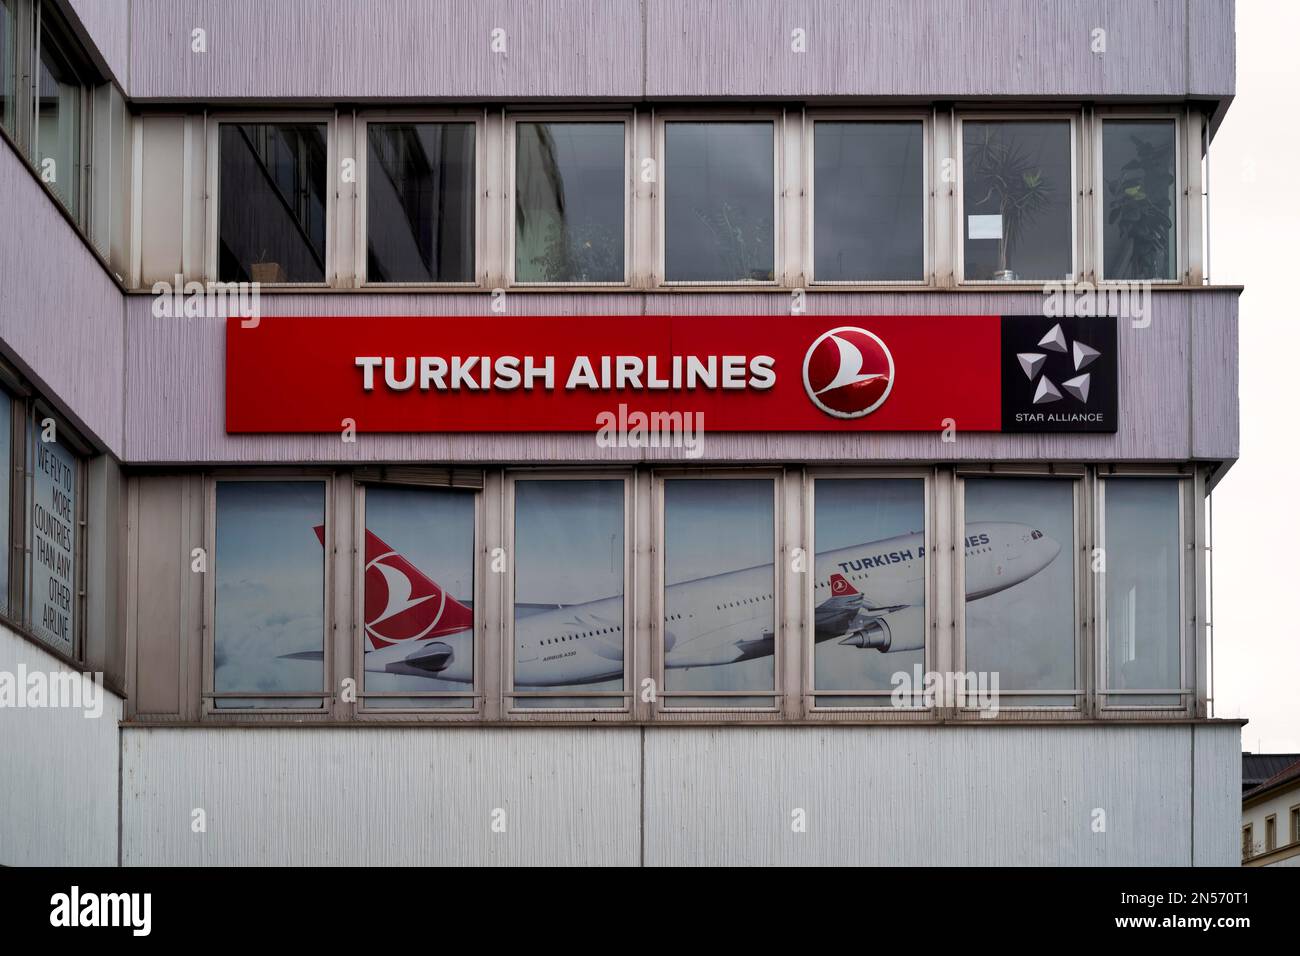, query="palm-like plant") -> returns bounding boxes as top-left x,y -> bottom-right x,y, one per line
1105,135 -> 1174,279
966,127 -> 1053,279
